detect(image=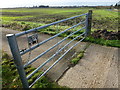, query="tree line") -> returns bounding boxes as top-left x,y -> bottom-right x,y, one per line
29,3 -> 119,9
